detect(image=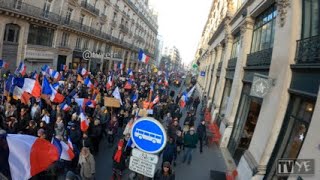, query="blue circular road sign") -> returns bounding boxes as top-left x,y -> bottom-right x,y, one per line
131,117 -> 167,154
